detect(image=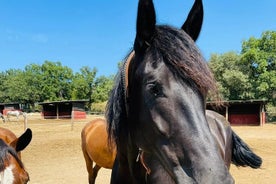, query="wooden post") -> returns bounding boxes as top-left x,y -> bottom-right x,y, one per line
262,112 -> 266,126
56,105 -> 59,119
24,113 -> 28,130
260,104 -> 265,126
225,106 -> 229,122
71,110 -> 74,131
